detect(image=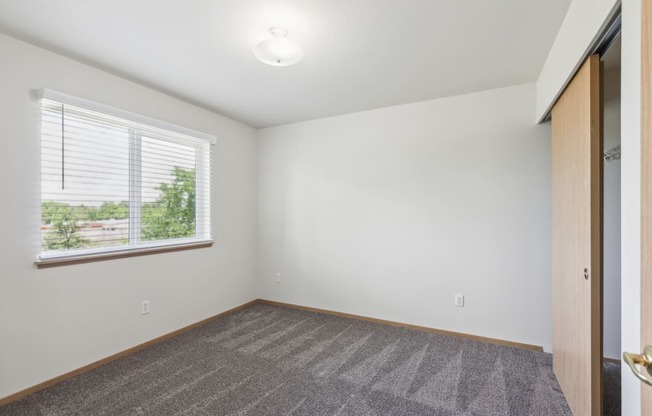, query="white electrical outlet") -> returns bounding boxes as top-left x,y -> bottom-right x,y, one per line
275,272 -> 281,283
141,300 -> 150,315
454,294 -> 464,307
